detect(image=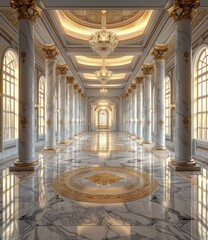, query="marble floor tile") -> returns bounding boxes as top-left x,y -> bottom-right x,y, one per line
0,132 -> 207,240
